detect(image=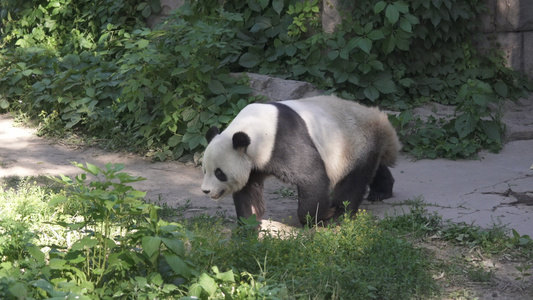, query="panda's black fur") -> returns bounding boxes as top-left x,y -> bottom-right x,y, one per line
201,95 -> 400,226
